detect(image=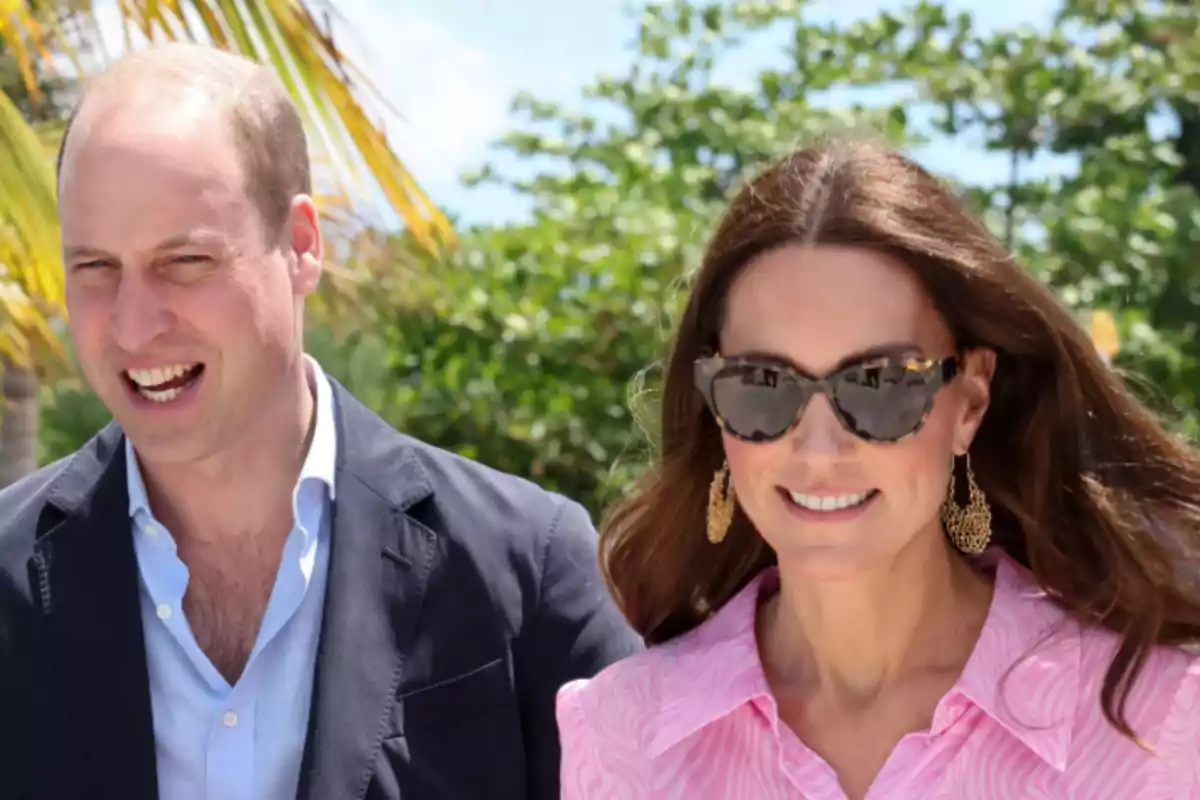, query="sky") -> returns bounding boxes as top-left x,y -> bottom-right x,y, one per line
87,0 -> 1072,228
